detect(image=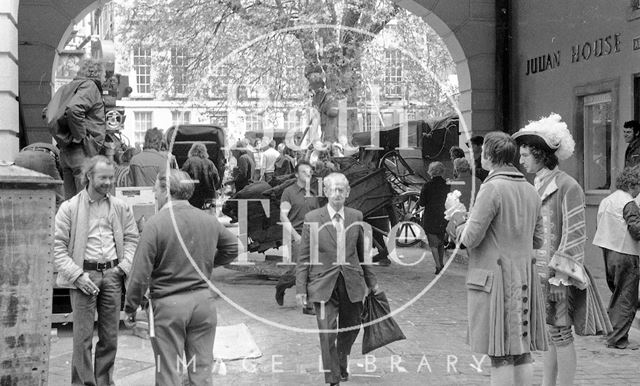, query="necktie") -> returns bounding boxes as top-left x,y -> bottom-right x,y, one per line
333,213 -> 343,235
